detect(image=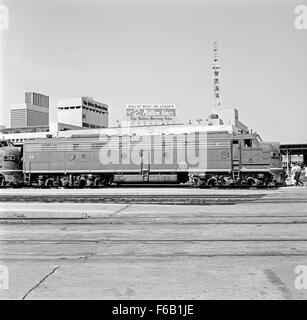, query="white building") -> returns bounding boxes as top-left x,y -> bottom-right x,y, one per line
0,123 -> 82,145
57,97 -> 108,129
